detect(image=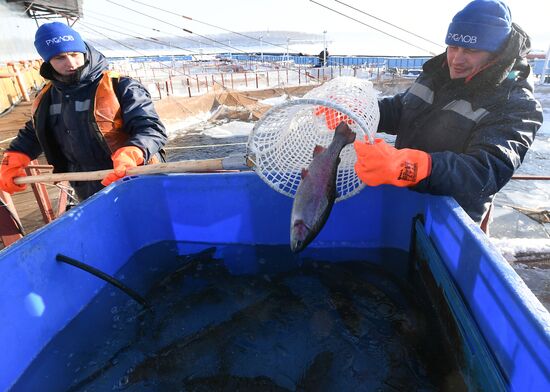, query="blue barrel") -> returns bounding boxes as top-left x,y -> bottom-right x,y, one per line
0,172 -> 548,390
